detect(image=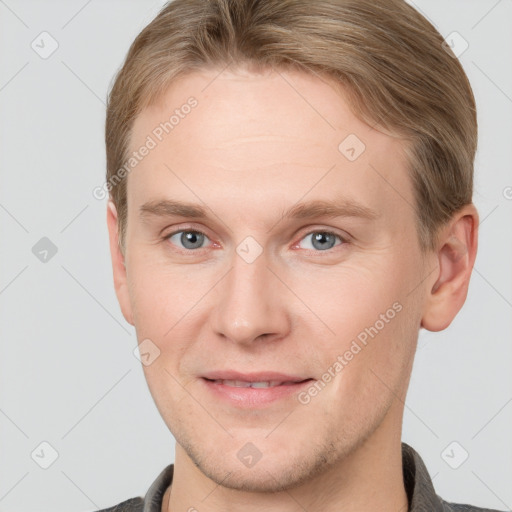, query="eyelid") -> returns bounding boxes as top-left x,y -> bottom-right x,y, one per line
163,222 -> 213,238
298,225 -> 349,240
